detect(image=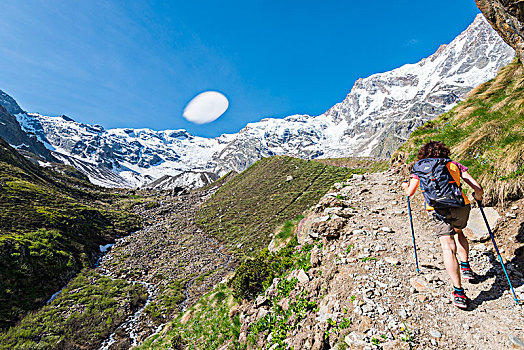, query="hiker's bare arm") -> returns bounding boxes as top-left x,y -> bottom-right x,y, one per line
461,171 -> 483,201
401,178 -> 418,197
